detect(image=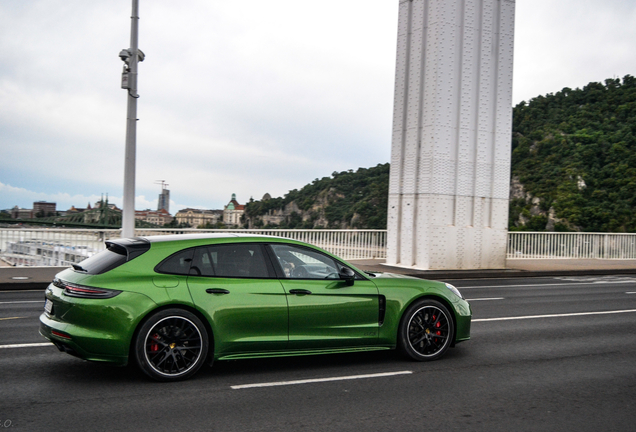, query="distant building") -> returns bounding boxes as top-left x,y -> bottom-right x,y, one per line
135,209 -> 173,226
223,193 -> 245,227
66,203 -> 92,214
158,186 -> 170,213
175,208 -> 223,228
10,206 -> 33,219
33,201 -> 56,217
